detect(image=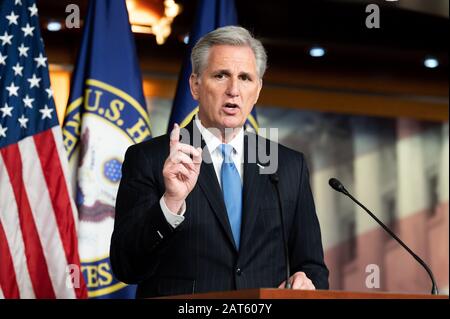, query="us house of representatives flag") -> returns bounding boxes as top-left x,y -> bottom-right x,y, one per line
62,0 -> 151,298
168,0 -> 259,131
0,0 -> 87,298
